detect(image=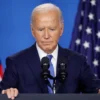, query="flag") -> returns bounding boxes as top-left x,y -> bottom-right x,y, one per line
70,0 -> 100,78
0,60 -> 3,82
